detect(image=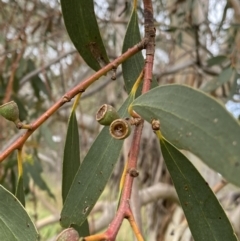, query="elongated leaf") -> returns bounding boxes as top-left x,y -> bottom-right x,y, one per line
60,96 -> 133,227
132,84 -> 240,186
159,137 -> 238,241
31,75 -> 50,99
207,55 -> 228,67
62,111 -> 80,203
10,168 -> 17,194
202,67 -> 235,92
122,8 -> 144,93
15,176 -> 25,206
72,221 -> 89,237
12,96 -> 27,121
24,155 -> 55,199
62,111 -> 89,235
61,0 -> 109,71
0,185 -> 39,241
